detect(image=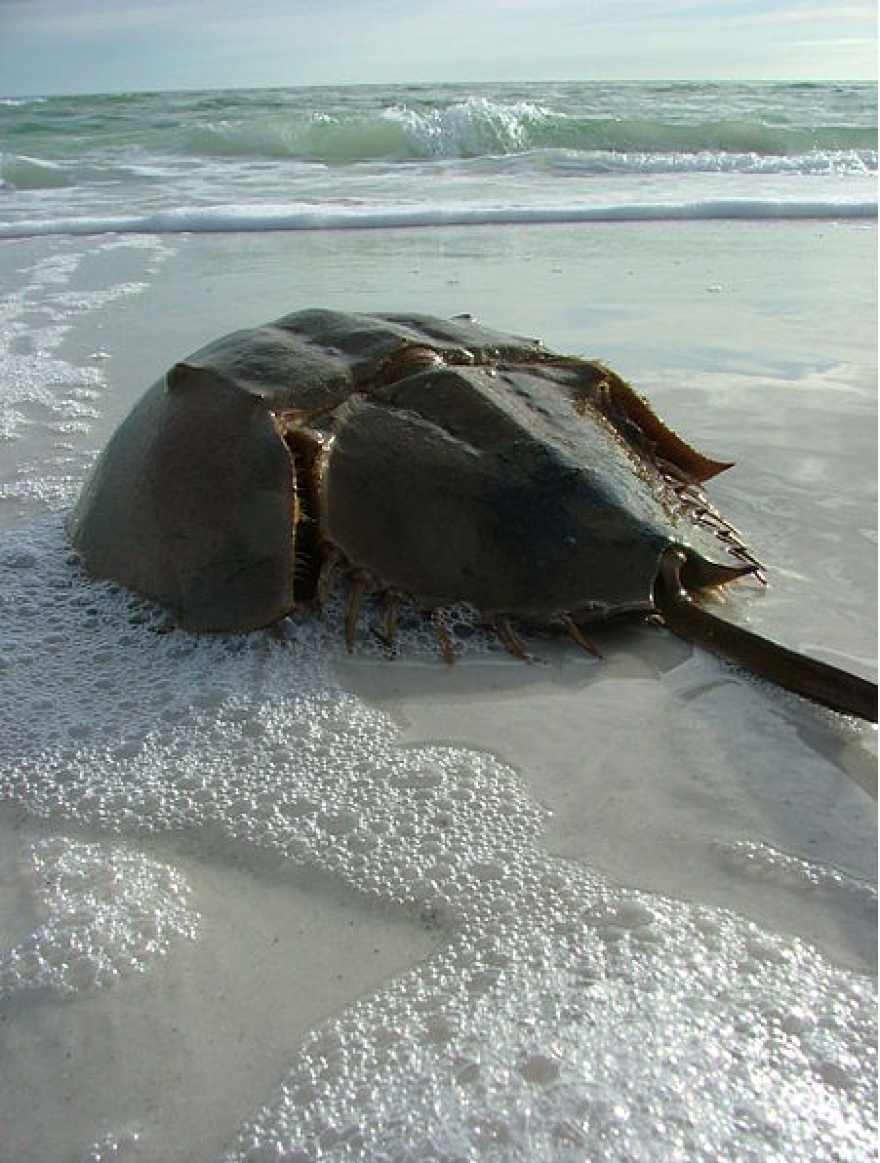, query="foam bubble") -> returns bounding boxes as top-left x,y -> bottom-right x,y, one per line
224,876 -> 875,1162
0,836 -> 197,997
714,839 -> 879,911
0,251 -> 104,443
79,1127 -> 143,1163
